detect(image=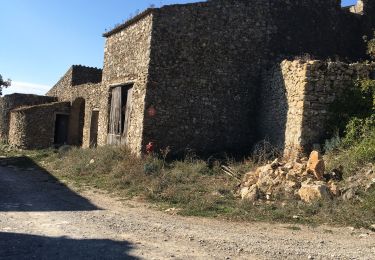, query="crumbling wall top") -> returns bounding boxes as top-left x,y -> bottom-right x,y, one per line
103,8 -> 155,37
71,65 -> 102,86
